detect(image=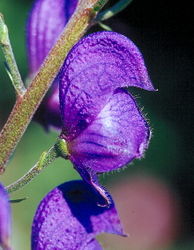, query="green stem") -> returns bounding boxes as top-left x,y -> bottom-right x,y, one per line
0,14 -> 26,96
0,0 -> 108,172
6,138 -> 68,193
6,144 -> 59,193
96,0 -> 133,21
